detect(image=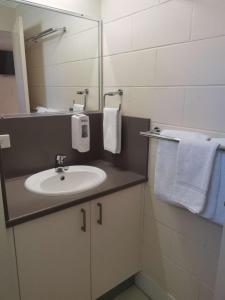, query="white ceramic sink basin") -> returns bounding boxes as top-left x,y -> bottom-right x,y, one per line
25,166 -> 107,196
